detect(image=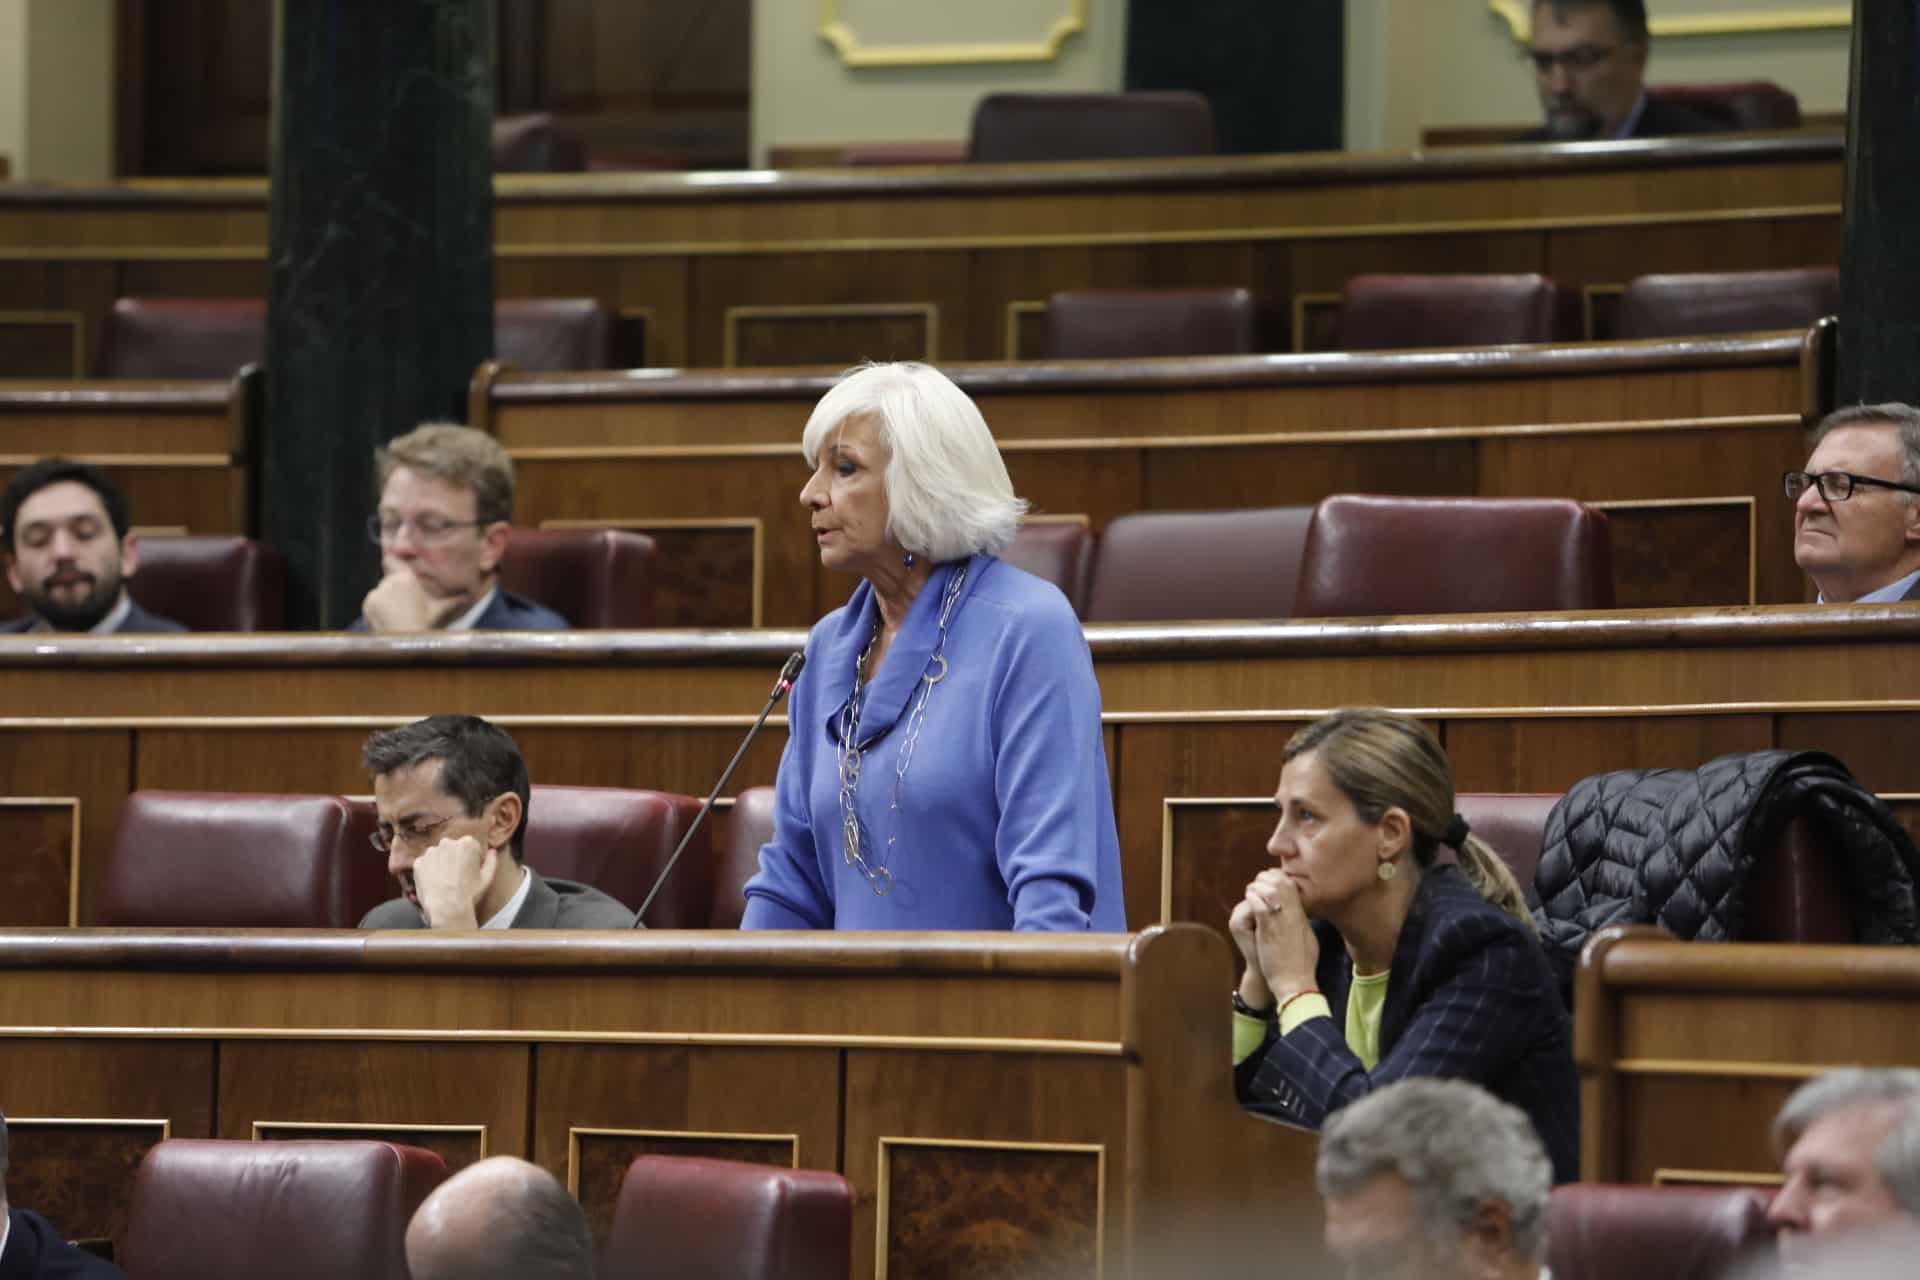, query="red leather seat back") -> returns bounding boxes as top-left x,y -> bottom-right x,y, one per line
1336,273 -> 1569,350
494,297 -> 614,370
1546,1184 -> 1773,1280
98,791 -> 386,928
491,113 -> 588,172
715,786 -> 777,929
836,141 -> 968,166
1295,495 -> 1614,617
1084,506 -> 1314,623
1448,793 -> 1563,898
521,785 -> 710,927
603,1155 -> 852,1280
125,1139 -> 447,1280
1649,81 -> 1801,130
1000,523 -> 1095,617
96,298 -> 266,379
497,527 -> 656,629
128,535 -> 288,631
968,91 -> 1217,163
1613,268 -> 1839,341
1044,288 -> 1257,360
